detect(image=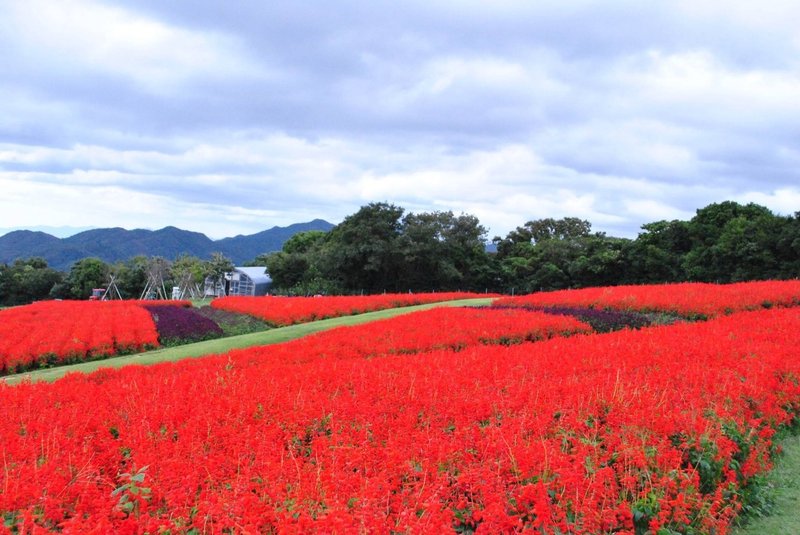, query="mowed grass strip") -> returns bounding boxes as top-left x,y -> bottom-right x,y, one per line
731,434 -> 800,535
2,298 -> 495,385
